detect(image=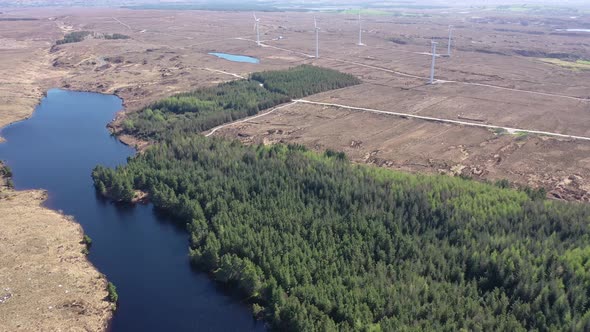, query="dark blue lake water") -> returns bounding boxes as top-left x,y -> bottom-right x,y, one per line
0,89 -> 265,332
